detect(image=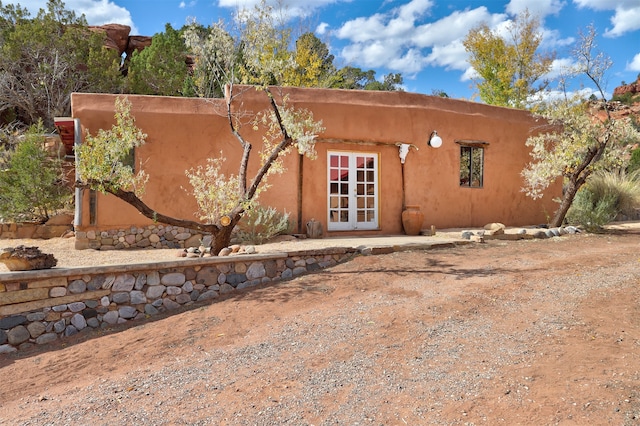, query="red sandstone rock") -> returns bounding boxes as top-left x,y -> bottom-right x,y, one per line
90,24 -> 131,55
126,35 -> 153,57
